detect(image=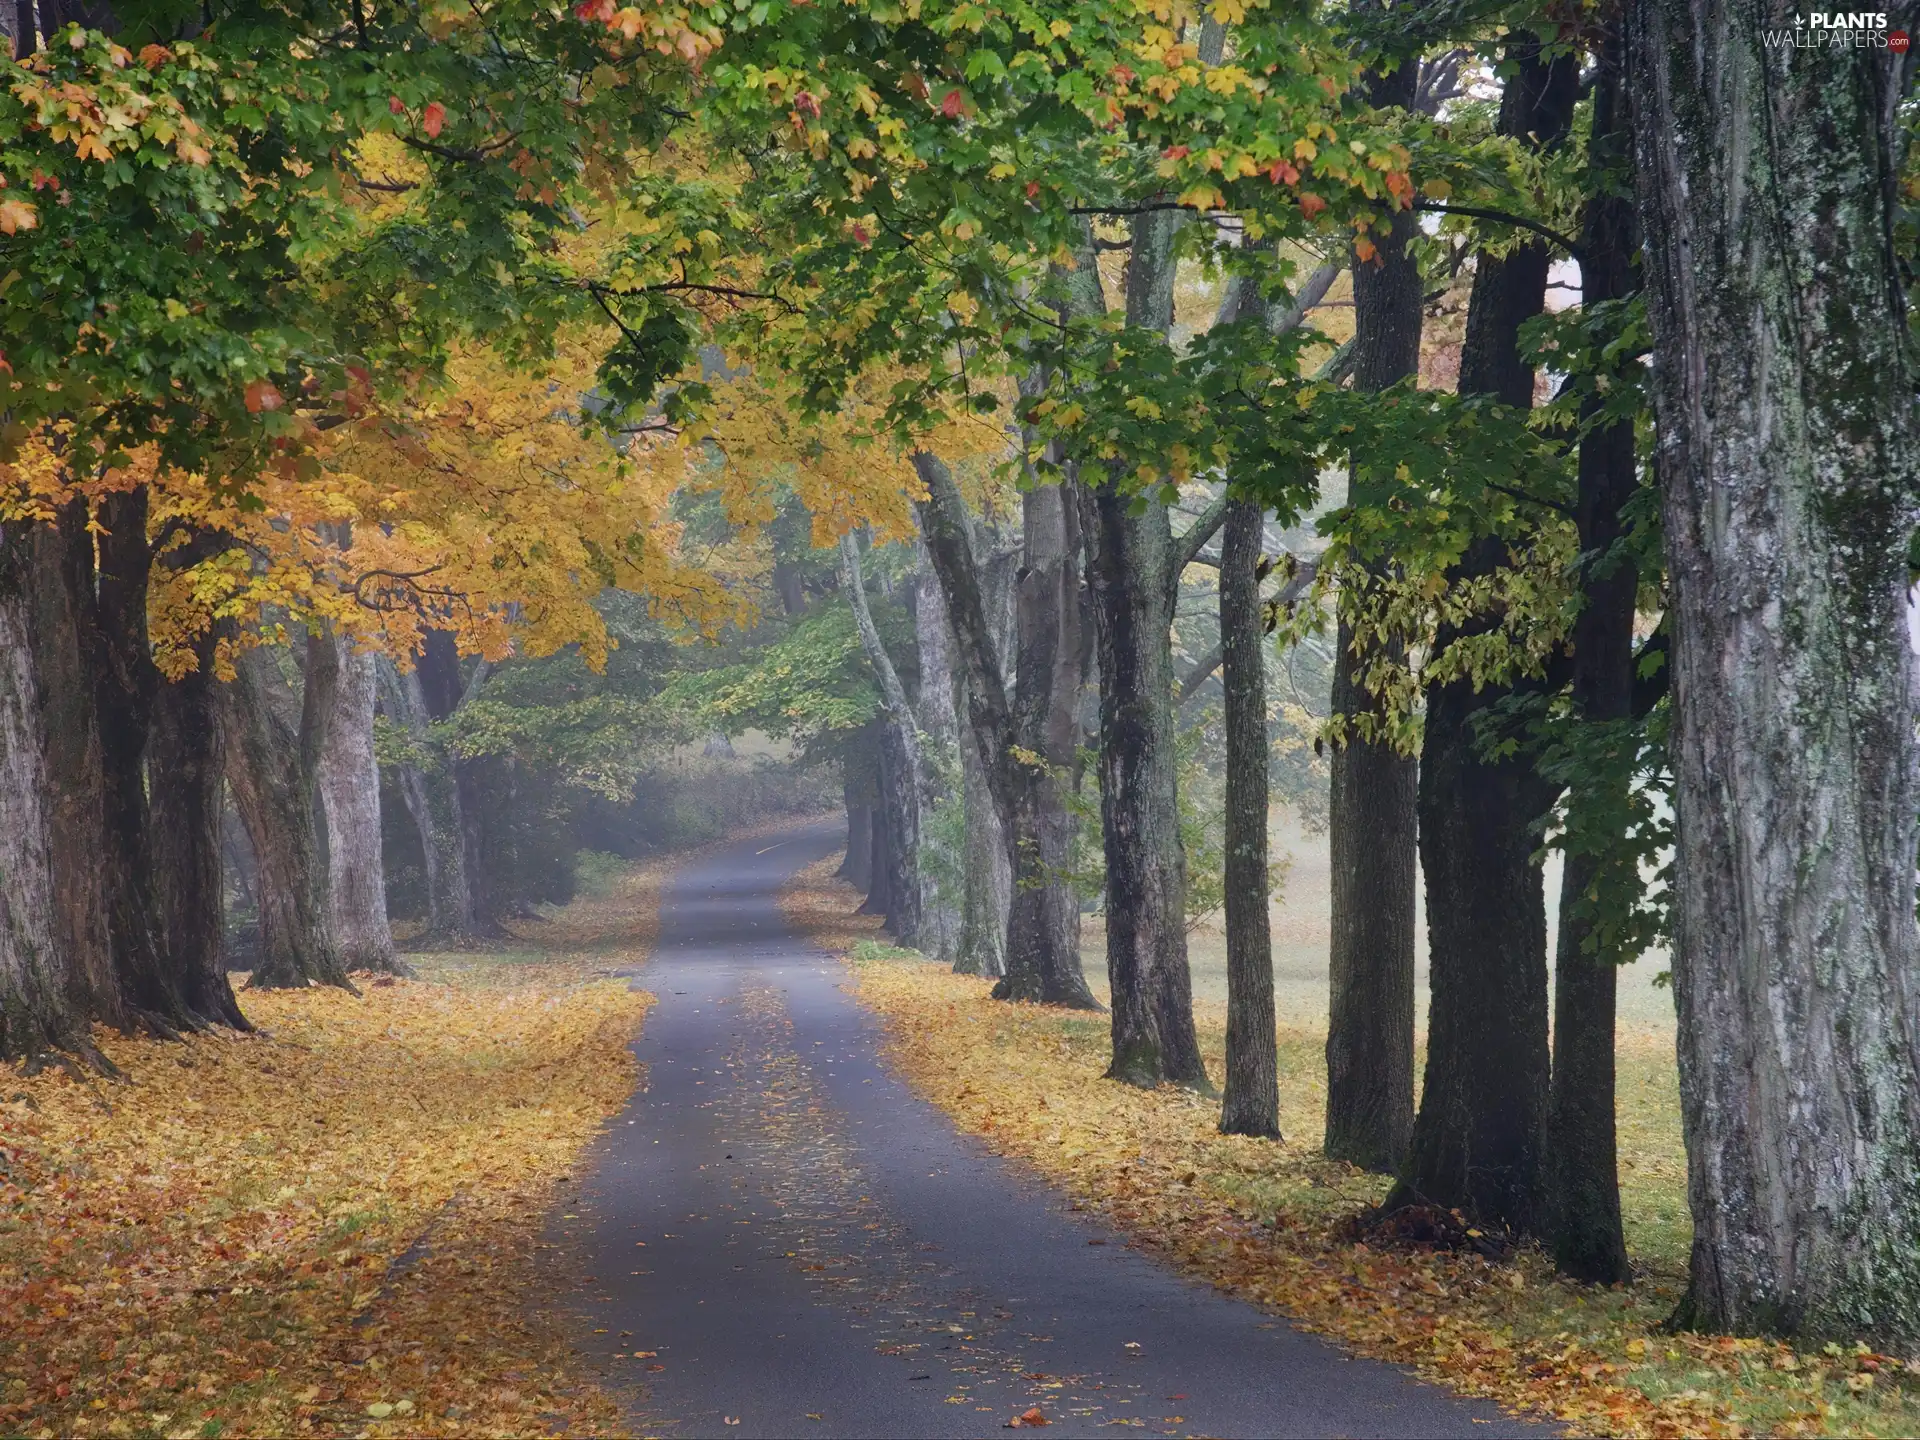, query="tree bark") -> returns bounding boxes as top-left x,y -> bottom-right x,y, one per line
861,782 -> 894,918
1083,205 -> 1207,1087
1545,22 -> 1635,1287
1392,41 -> 1578,1235
150,626 -> 248,1030
839,785 -> 872,887
1632,0 -> 1920,1346
29,504 -> 122,1032
219,641 -> 353,990
1219,499 -> 1280,1136
0,524 -> 85,1064
416,632 -> 506,939
1323,57 -> 1423,1176
913,537 -> 963,961
841,535 -> 923,945
913,451 -> 1100,1007
318,638 -> 406,975
92,489 -> 185,1025
376,657 -> 480,944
